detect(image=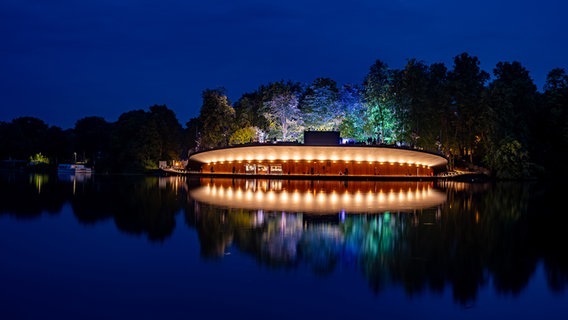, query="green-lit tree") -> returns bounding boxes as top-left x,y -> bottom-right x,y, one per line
390,59 -> 432,147
363,60 -> 396,144
229,126 -> 258,145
